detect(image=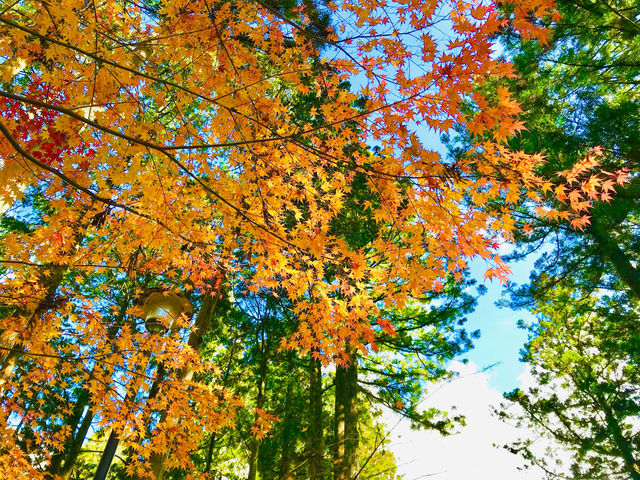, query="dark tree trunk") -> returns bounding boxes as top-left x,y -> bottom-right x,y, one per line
48,390 -> 96,479
247,374 -> 266,480
589,221 -> 640,300
309,356 -> 324,480
1,207 -> 90,386
603,404 -> 640,480
586,372 -> 640,480
333,347 -> 358,480
59,406 -> 94,479
50,298 -> 129,479
205,432 -> 217,477
0,264 -> 66,386
278,381 -> 296,480
48,388 -> 90,476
